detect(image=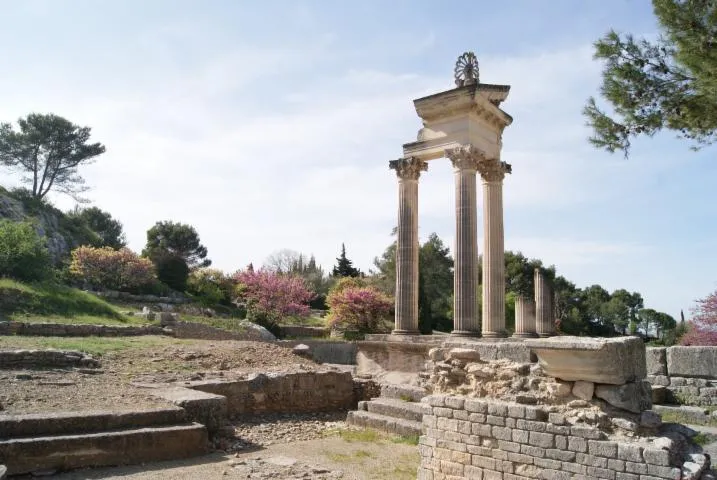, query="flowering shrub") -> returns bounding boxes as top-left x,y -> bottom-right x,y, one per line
187,268 -> 235,306
234,269 -> 314,327
69,246 -> 155,291
680,289 -> 717,346
326,285 -> 393,333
